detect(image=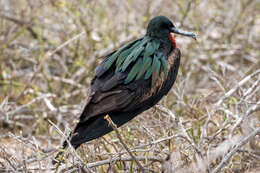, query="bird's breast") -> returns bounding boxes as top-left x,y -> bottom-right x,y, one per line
170,33 -> 177,48
167,48 -> 180,68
